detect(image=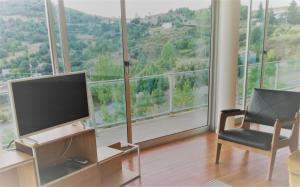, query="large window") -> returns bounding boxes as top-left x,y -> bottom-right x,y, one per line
126,0 -> 211,142
53,0 -> 212,144
245,0 -> 266,104
5,0 -> 298,147
263,0 -> 300,91
58,0 -> 127,145
237,0 -> 266,107
0,0 -> 213,148
237,0 -> 300,109
0,0 -> 53,147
